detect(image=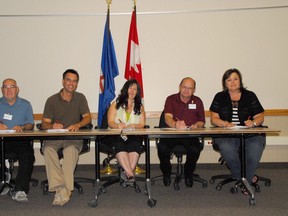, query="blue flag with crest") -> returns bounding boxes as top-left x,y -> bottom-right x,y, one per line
98,13 -> 119,127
